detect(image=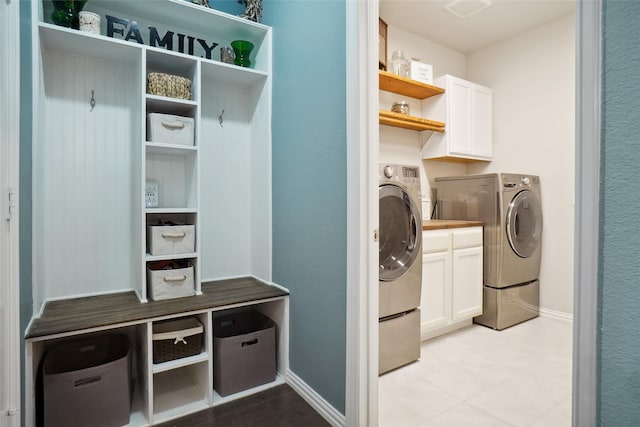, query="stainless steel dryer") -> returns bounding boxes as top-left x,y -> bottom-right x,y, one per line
378,164 -> 422,374
435,173 -> 542,330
